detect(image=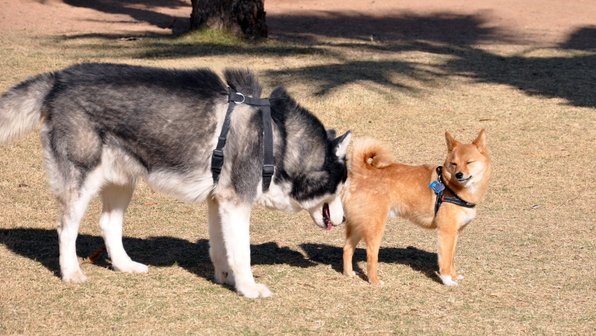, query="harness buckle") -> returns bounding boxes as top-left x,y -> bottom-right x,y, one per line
262,164 -> 275,177
211,149 -> 224,174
